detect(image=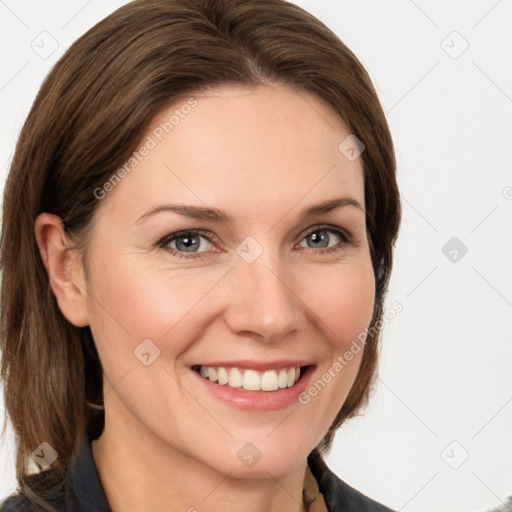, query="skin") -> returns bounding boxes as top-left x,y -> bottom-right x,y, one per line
35,84 -> 375,512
